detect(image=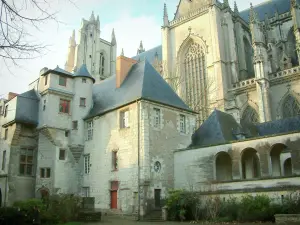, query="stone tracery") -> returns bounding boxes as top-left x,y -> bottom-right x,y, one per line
282,94 -> 300,119
241,105 -> 259,125
183,41 -> 207,124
